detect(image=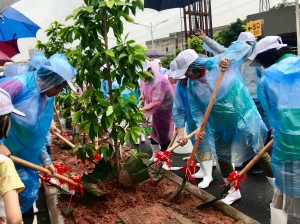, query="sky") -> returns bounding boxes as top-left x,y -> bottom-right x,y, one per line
10,0 -> 288,62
